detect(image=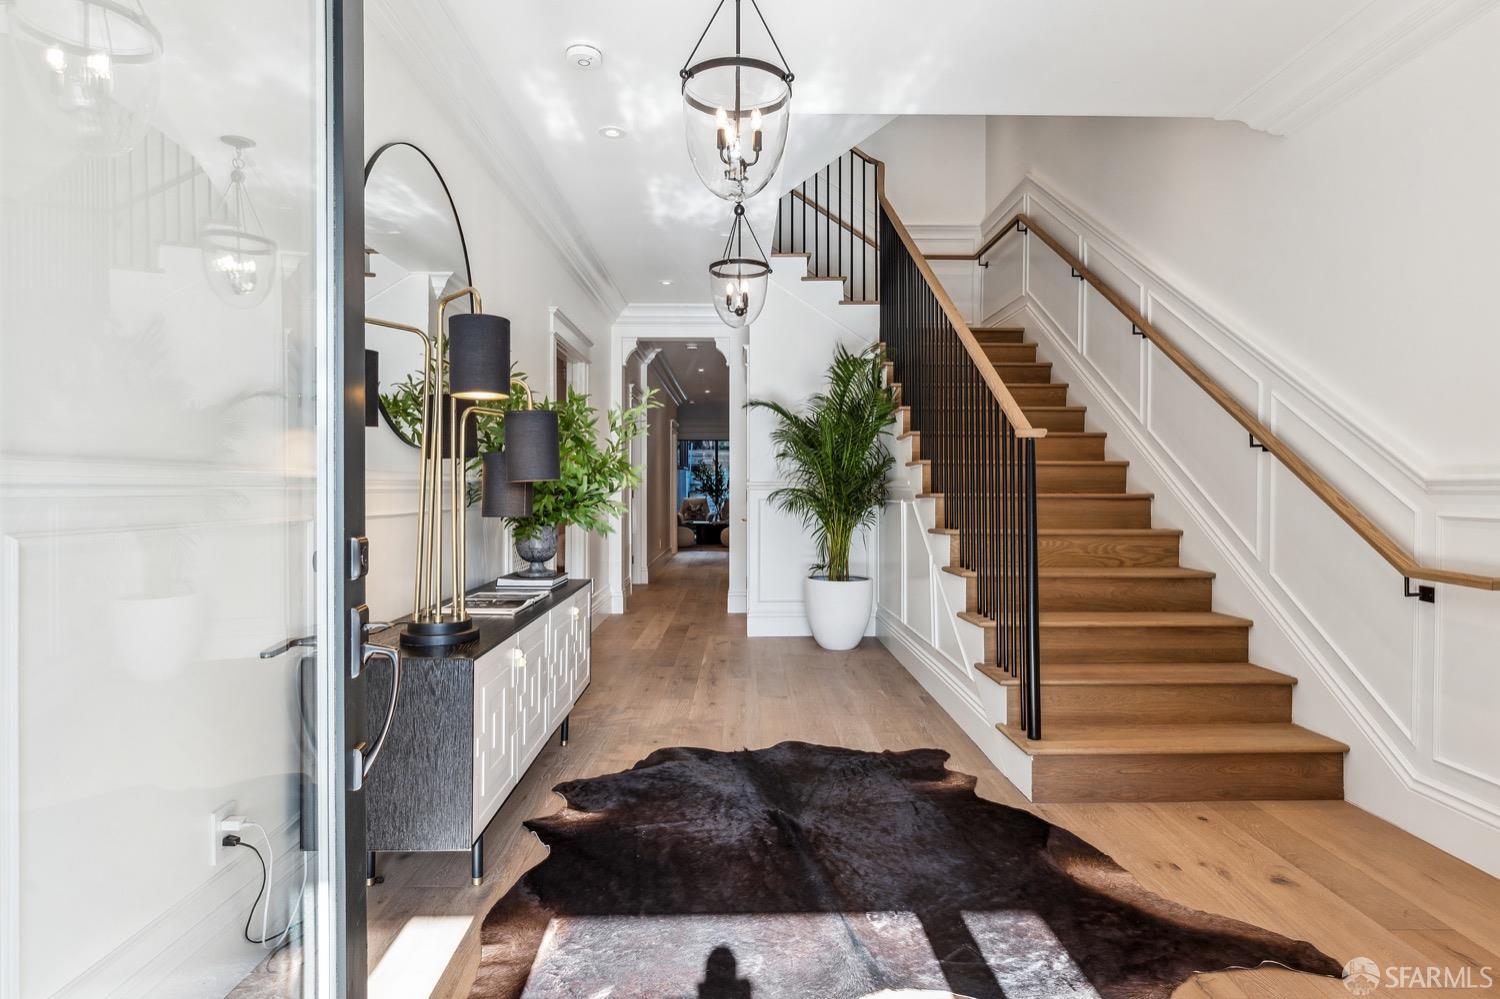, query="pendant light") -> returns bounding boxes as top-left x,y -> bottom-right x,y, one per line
679,0 -> 793,203
10,0 -> 164,155
200,136 -> 278,308
709,204 -> 770,329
